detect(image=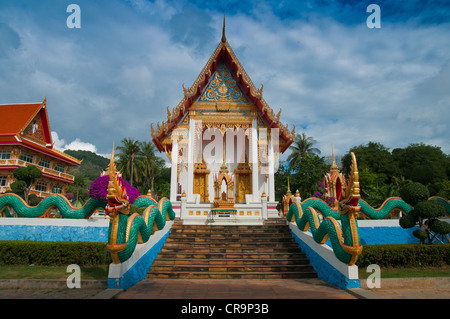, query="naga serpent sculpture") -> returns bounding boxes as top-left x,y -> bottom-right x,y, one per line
104,147 -> 175,264
0,193 -> 106,218
297,196 -> 449,220
287,152 -> 363,265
